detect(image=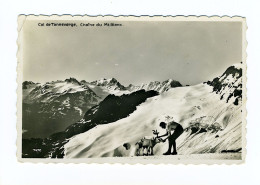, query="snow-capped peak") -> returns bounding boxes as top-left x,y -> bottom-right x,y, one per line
91,77 -> 117,85
90,77 -> 127,91
65,77 -> 81,85
128,79 -> 182,93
